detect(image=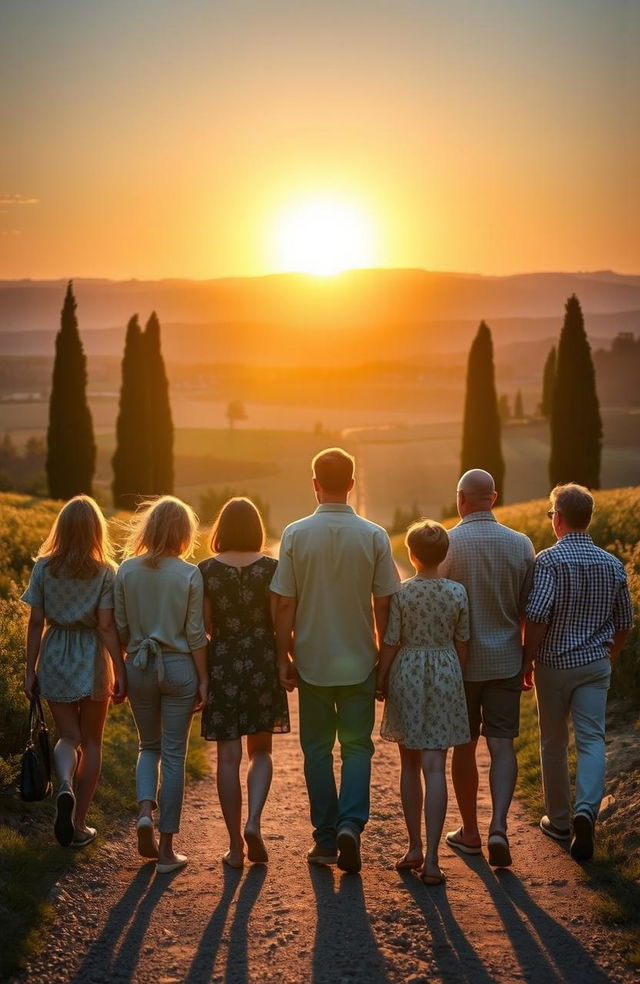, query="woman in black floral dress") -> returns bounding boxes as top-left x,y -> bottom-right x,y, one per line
199,497 -> 290,868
